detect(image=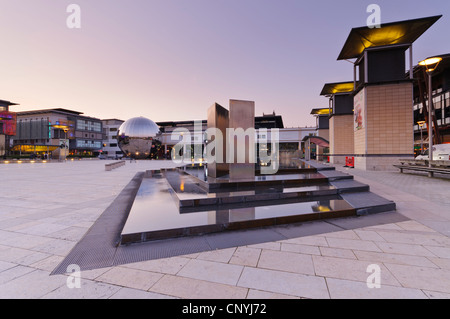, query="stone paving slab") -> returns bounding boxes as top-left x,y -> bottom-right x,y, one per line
0,160 -> 450,299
